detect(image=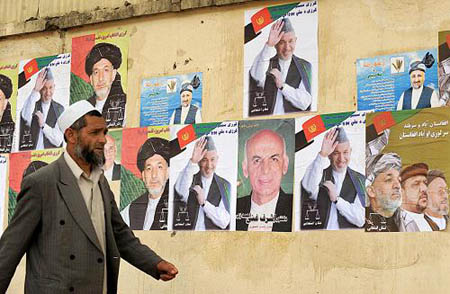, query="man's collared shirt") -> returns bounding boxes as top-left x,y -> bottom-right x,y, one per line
404,210 -> 432,232
63,151 -> 107,294
248,193 -> 280,231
